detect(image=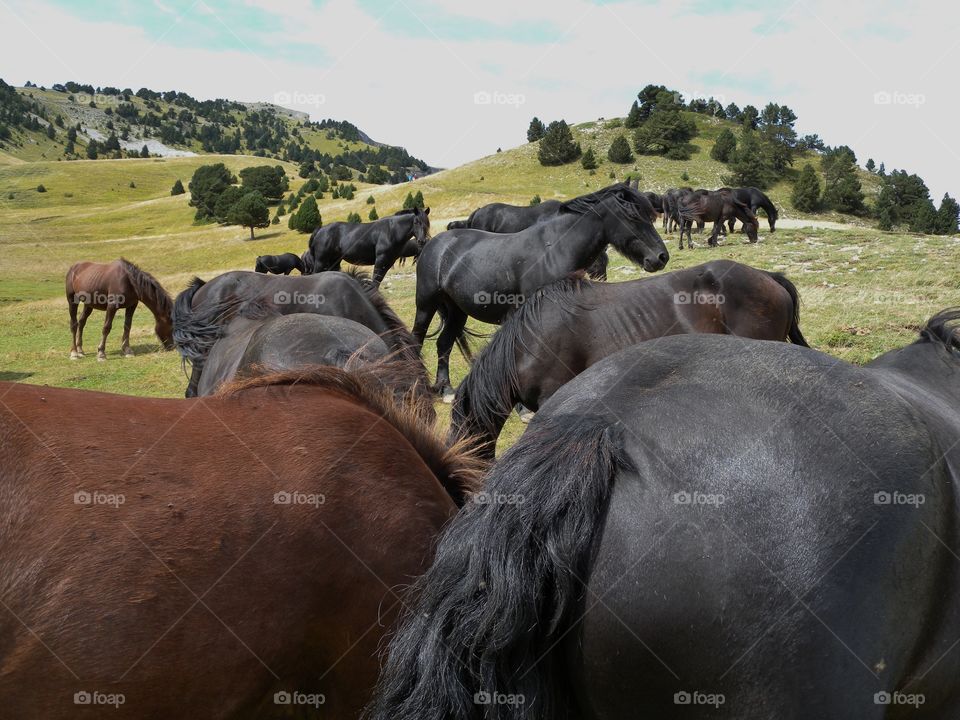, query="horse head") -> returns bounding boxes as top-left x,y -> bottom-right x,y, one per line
413,207 -> 432,249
